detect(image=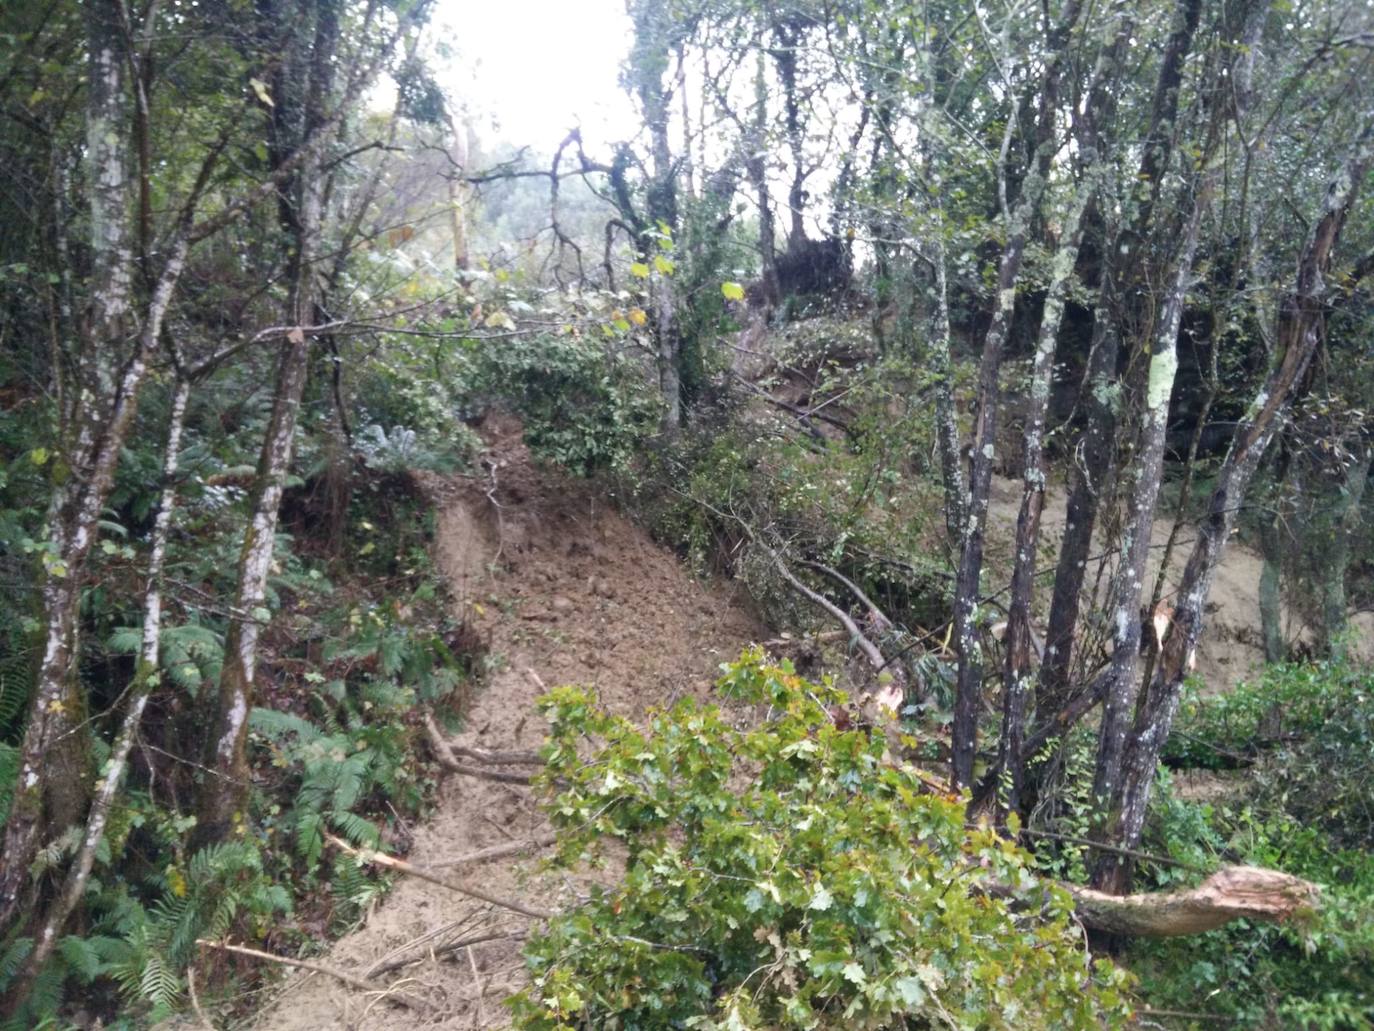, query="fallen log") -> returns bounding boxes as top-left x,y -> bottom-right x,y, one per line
1064,864 -> 1319,936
